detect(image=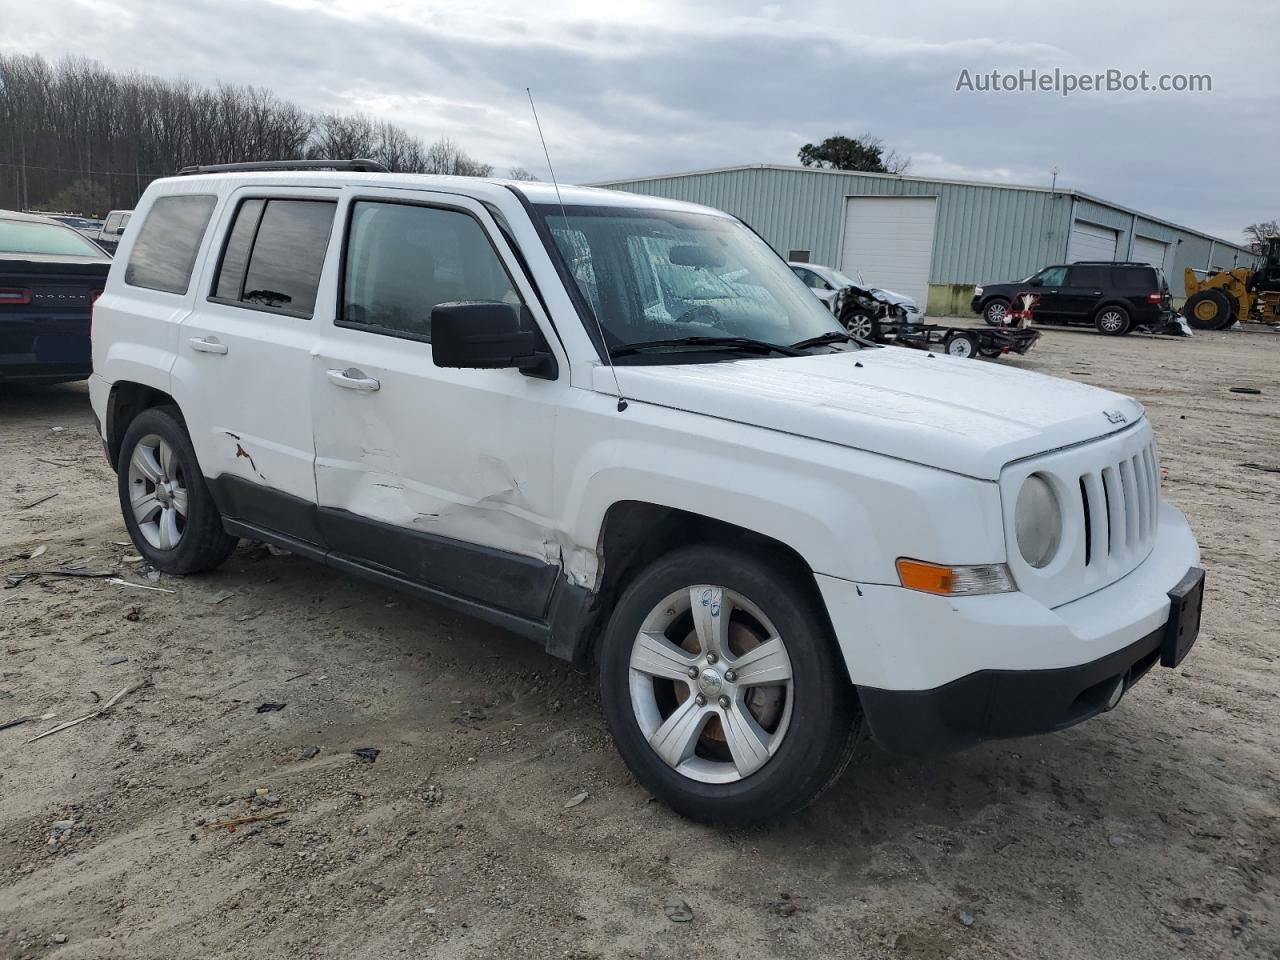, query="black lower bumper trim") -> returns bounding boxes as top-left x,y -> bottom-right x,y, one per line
858,625 -> 1166,755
